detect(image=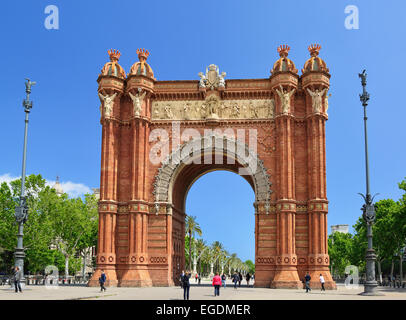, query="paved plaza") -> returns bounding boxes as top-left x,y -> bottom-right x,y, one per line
1,279 -> 405,300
